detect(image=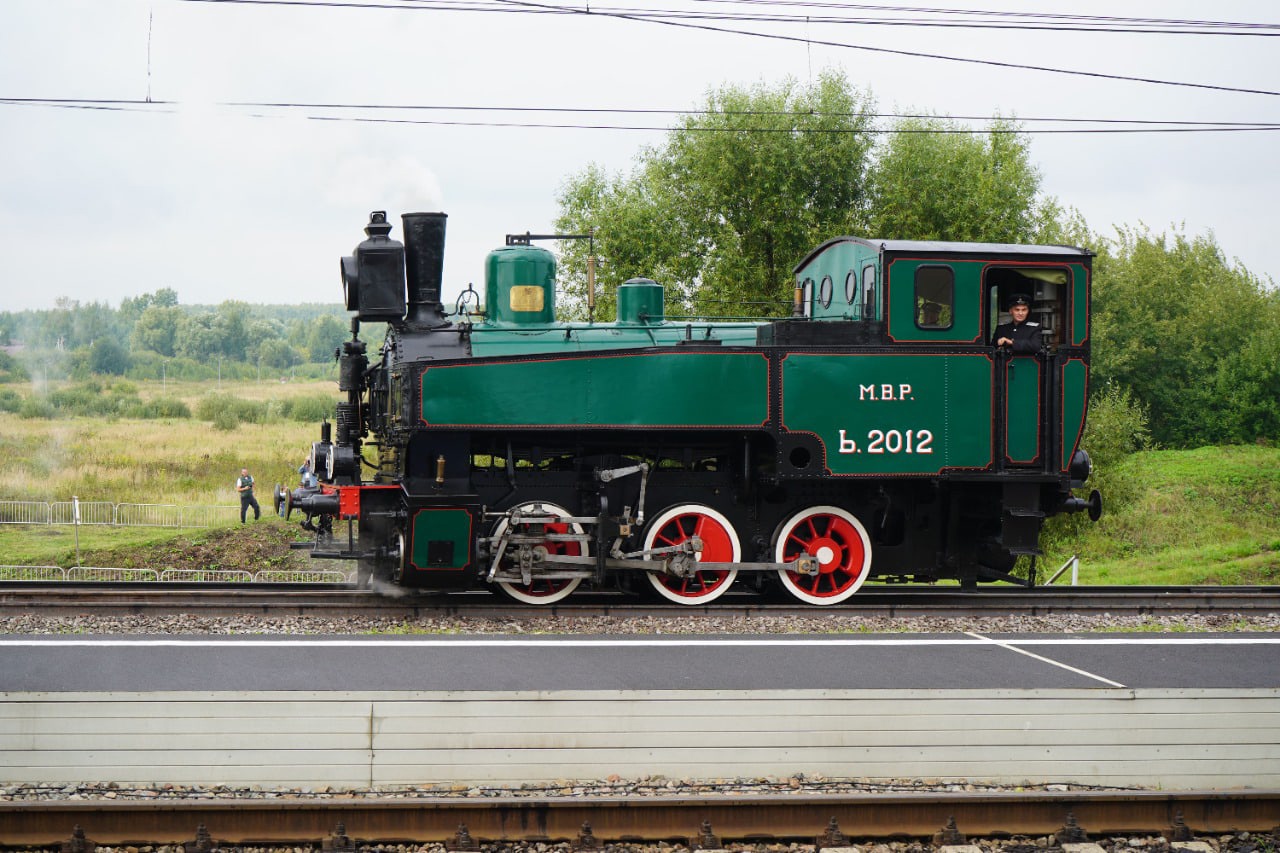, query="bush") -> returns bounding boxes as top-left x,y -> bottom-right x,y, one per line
121,396 -> 193,420
44,380 -> 146,418
212,408 -> 239,431
48,384 -> 114,416
18,396 -> 55,419
0,388 -> 21,413
145,396 -> 193,419
280,394 -> 334,423
89,338 -> 132,376
1040,383 -> 1152,551
0,351 -> 27,383
195,392 -> 268,425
